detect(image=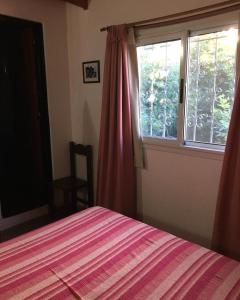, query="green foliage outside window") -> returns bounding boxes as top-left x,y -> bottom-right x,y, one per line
138,41 -> 180,139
